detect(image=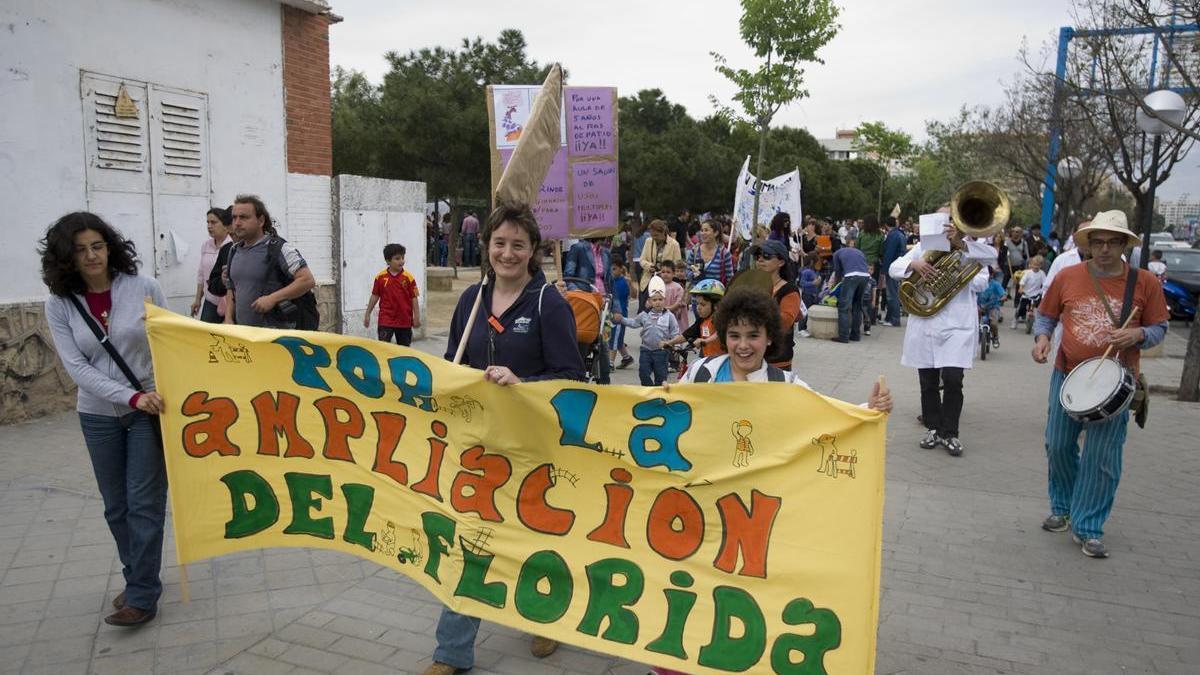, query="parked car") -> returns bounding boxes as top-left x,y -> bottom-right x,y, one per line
1134,248 -> 1200,293
1149,232 -> 1190,249
1164,279 -> 1196,321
